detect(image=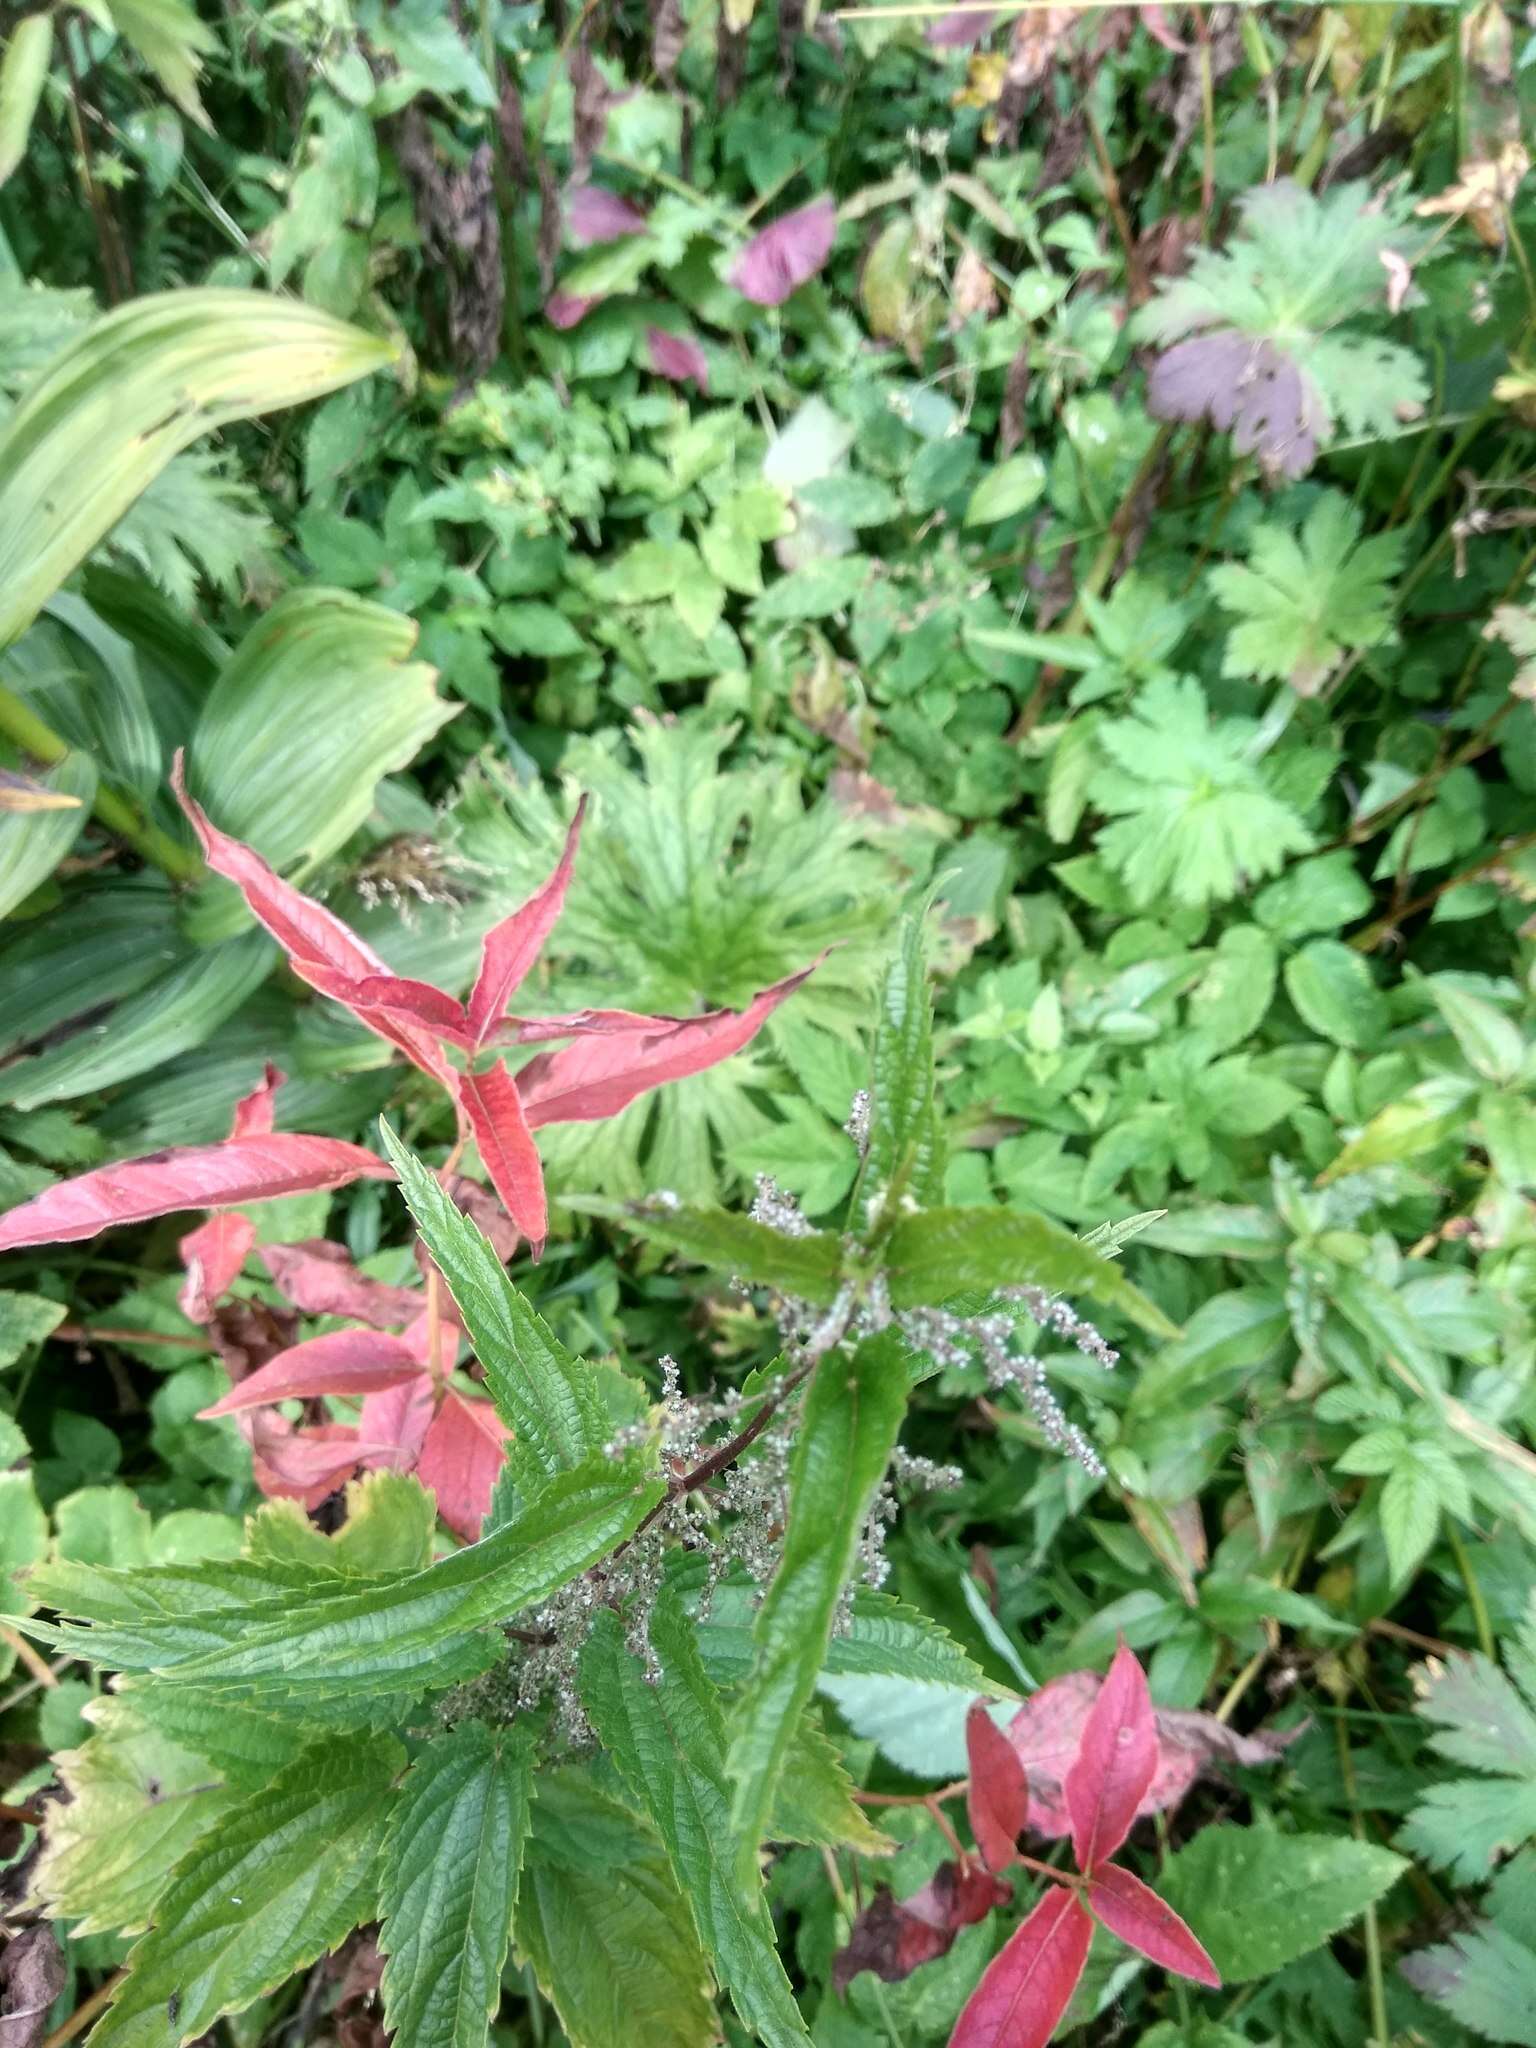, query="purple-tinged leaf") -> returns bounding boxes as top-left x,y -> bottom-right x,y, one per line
567,182 -> 648,244
728,197 -> 837,306
546,289 -> 601,329
927,7 -> 997,47
834,1860 -> 1011,1991
645,326 -> 710,390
